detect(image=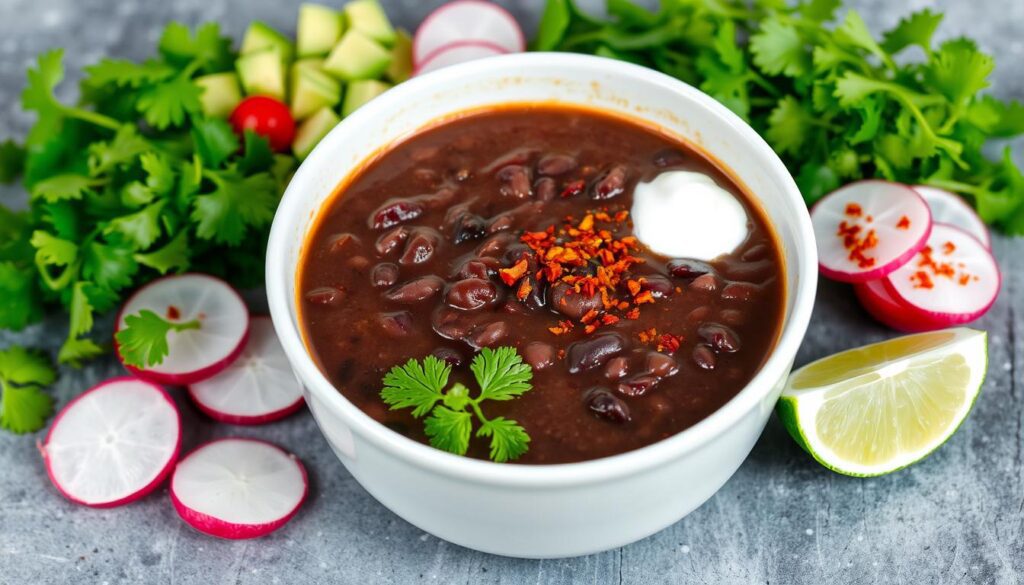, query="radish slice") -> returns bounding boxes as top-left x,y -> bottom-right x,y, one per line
43,377 -> 181,508
883,223 -> 1001,325
912,185 -> 991,249
414,41 -> 507,77
187,317 -> 304,425
413,0 -> 524,66
812,180 -> 932,283
170,438 -> 308,540
115,274 -> 250,386
853,279 -> 944,332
